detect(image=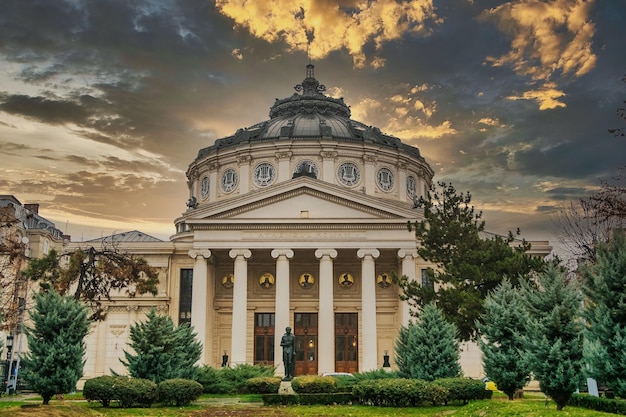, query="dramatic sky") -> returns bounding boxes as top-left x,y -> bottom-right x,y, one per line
1,0 -> 625,258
